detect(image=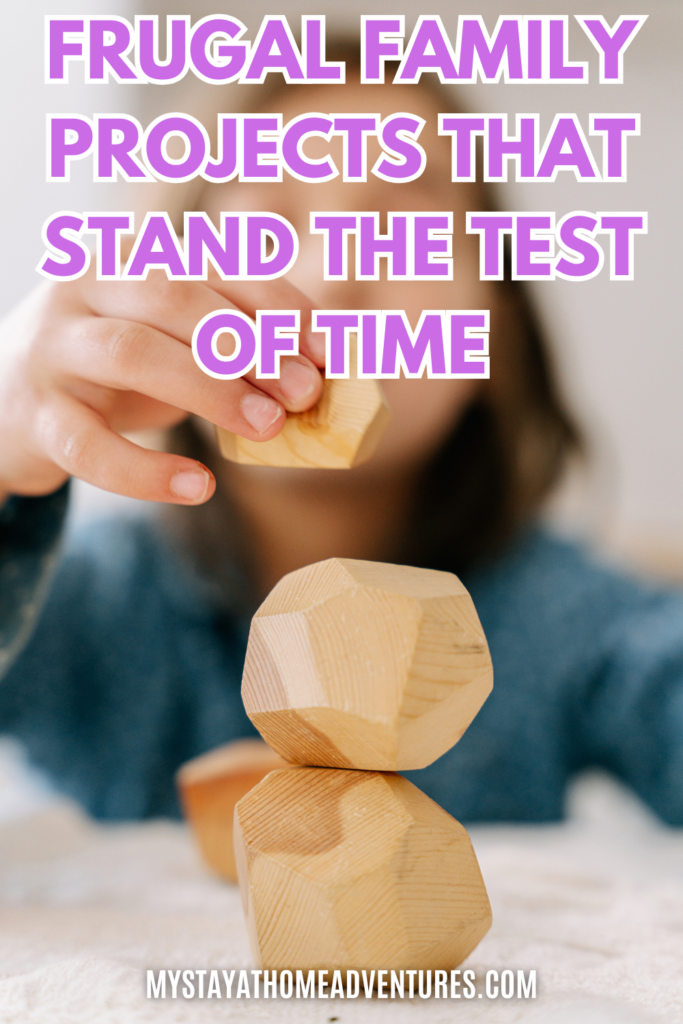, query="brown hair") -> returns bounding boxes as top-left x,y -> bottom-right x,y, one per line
403,271 -> 580,575
166,42 -> 581,596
